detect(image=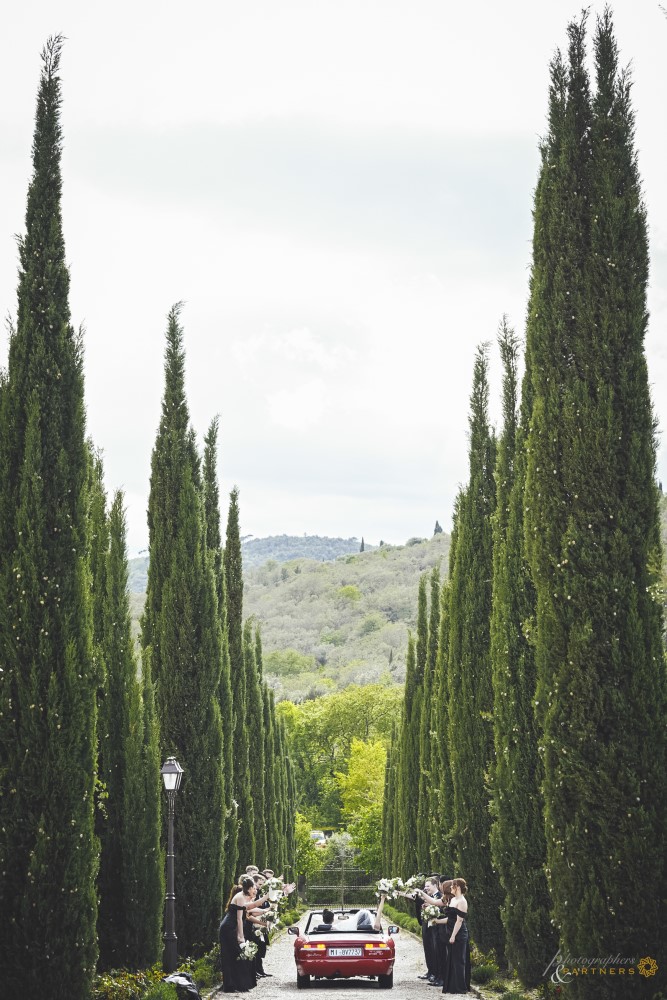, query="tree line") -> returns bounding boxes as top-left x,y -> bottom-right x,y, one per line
0,37 -> 295,1000
383,13 -> 666,999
